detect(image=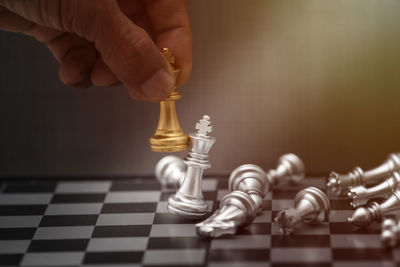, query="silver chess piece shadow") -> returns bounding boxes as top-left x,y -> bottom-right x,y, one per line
348,183 -> 400,228
155,155 -> 186,187
167,115 -> 216,218
196,164 -> 267,238
327,153 -> 400,197
274,187 -> 330,234
348,172 -> 400,208
381,218 -> 400,248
